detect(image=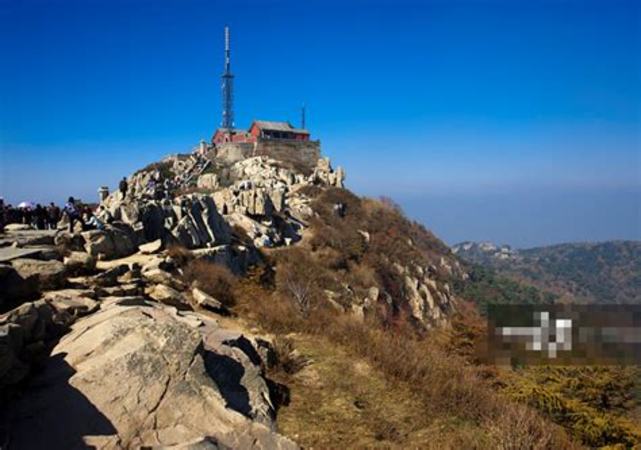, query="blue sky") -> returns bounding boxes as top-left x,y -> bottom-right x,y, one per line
1,0 -> 639,247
